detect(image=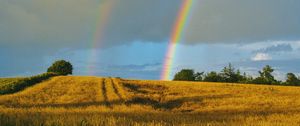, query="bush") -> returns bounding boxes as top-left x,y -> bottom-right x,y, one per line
173,69 -> 195,81
203,71 -> 224,82
47,60 -> 73,75
172,64 -> 300,87
252,65 -> 278,85
285,73 -> 300,86
0,72 -> 58,95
